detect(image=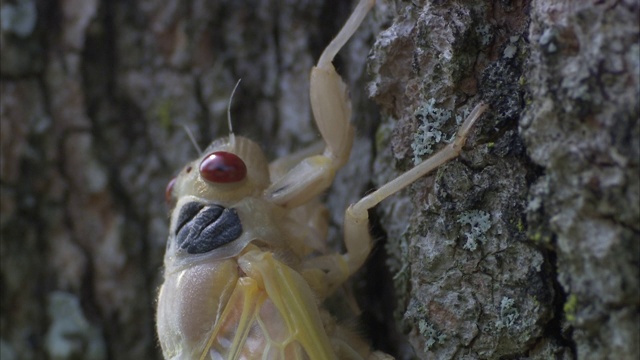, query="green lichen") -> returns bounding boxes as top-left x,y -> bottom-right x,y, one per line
529,231 -> 552,246
155,100 -> 173,130
563,294 -> 578,322
530,231 -> 541,242
518,75 -> 527,87
457,210 -> 491,251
